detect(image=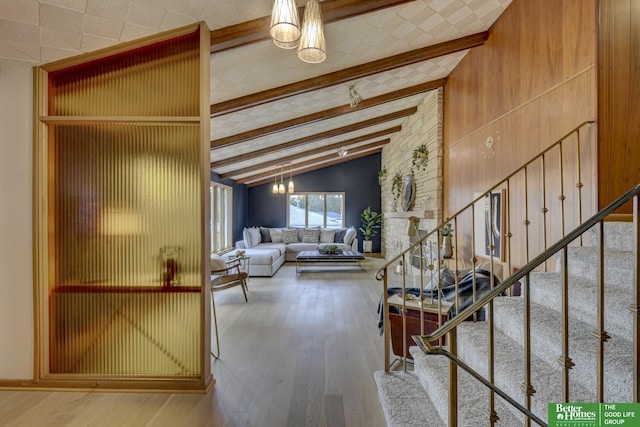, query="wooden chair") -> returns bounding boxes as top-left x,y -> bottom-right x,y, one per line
211,258 -> 248,302
210,257 -> 248,360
